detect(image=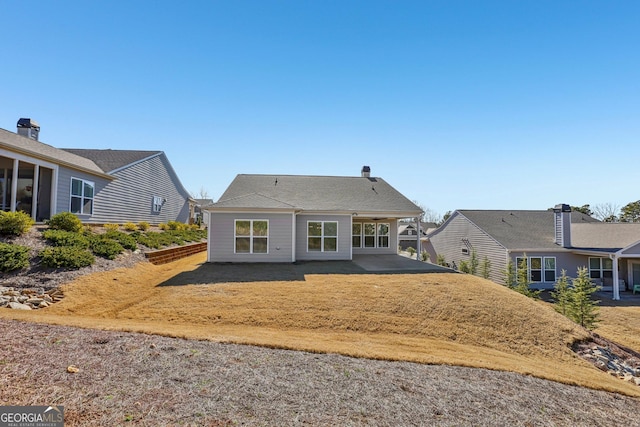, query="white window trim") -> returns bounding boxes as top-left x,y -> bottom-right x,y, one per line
70,177 -> 94,216
152,196 -> 164,213
357,222 -> 391,249
589,257 -> 613,279
543,256 -> 556,282
515,256 -> 557,282
352,223 -> 362,248
234,219 -> 269,254
307,221 -> 338,252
